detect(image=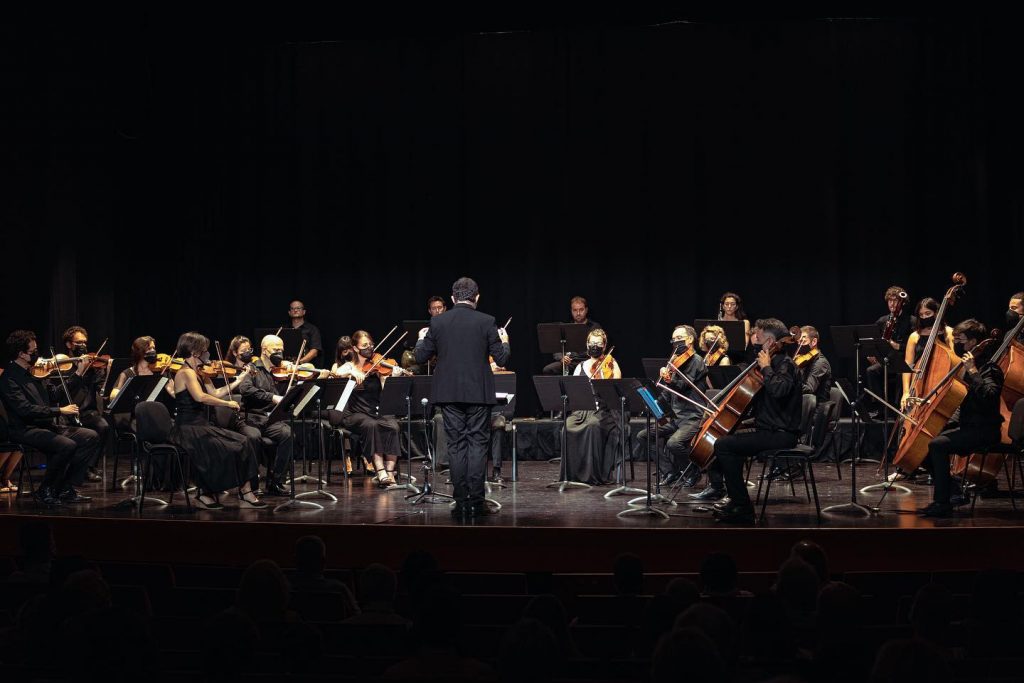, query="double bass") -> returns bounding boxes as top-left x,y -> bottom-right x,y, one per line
688,330 -> 796,469
891,273 -> 967,473
951,310 -> 1024,485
